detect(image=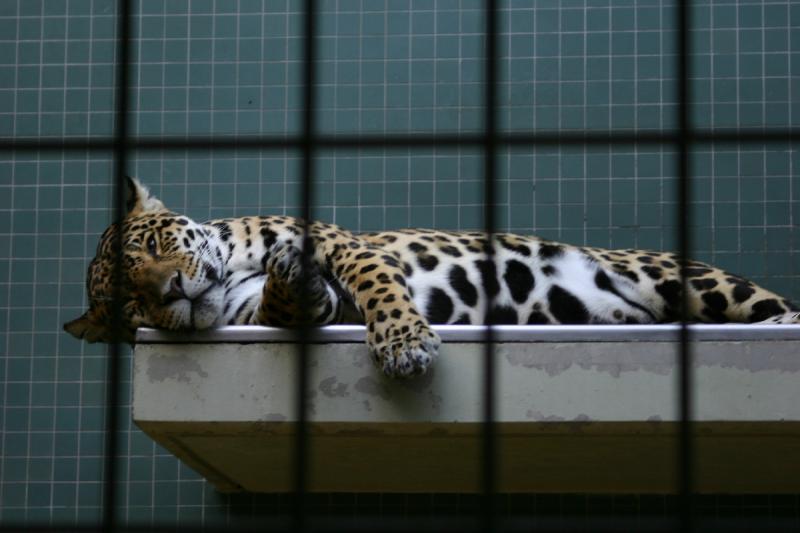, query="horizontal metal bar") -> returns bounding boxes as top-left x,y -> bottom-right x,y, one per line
1,515 -> 797,533
136,324 -> 800,344
1,129 -> 799,152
